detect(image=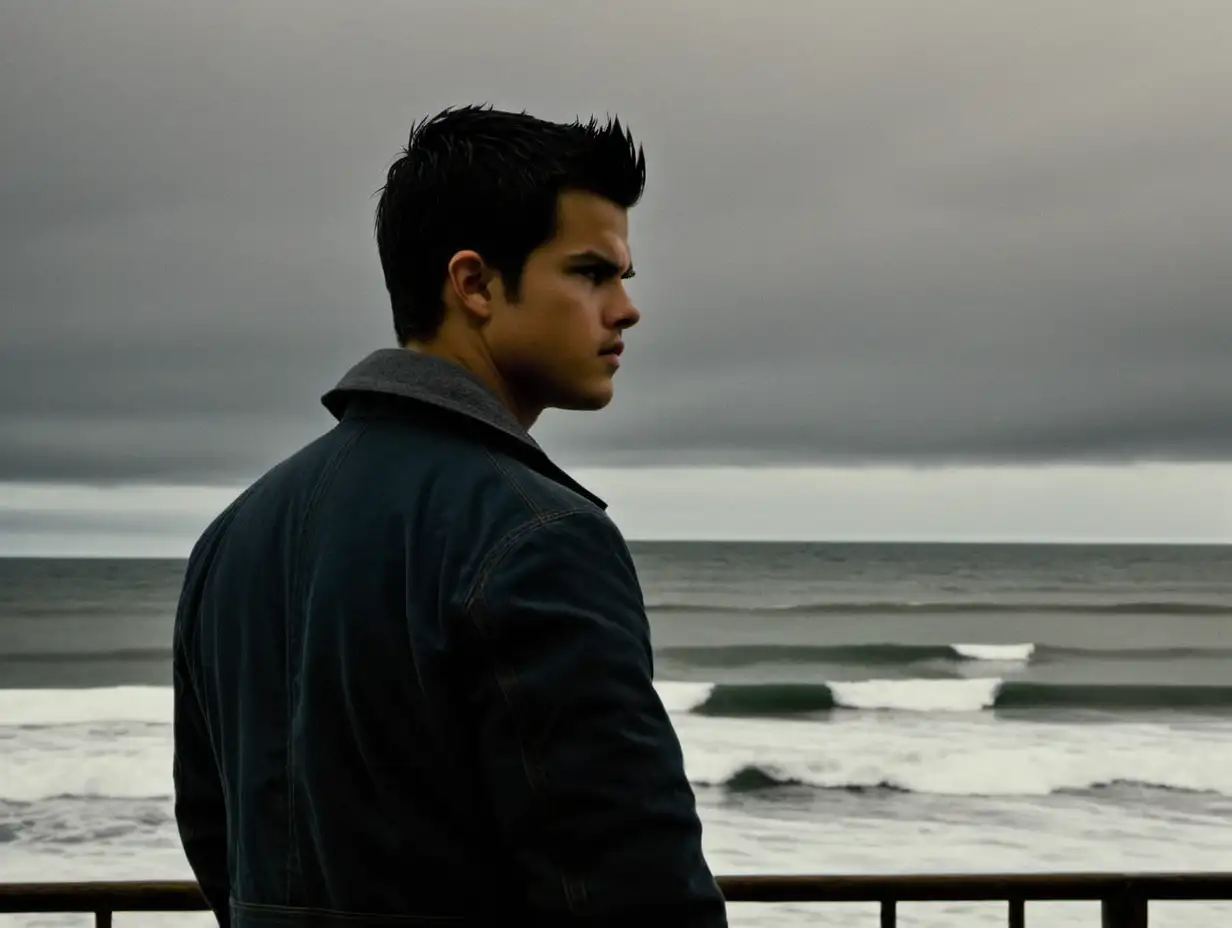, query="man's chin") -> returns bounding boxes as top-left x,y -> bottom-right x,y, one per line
553,383 -> 615,412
